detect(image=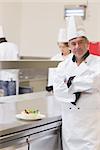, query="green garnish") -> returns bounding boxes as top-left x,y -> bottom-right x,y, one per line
24,108 -> 39,114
